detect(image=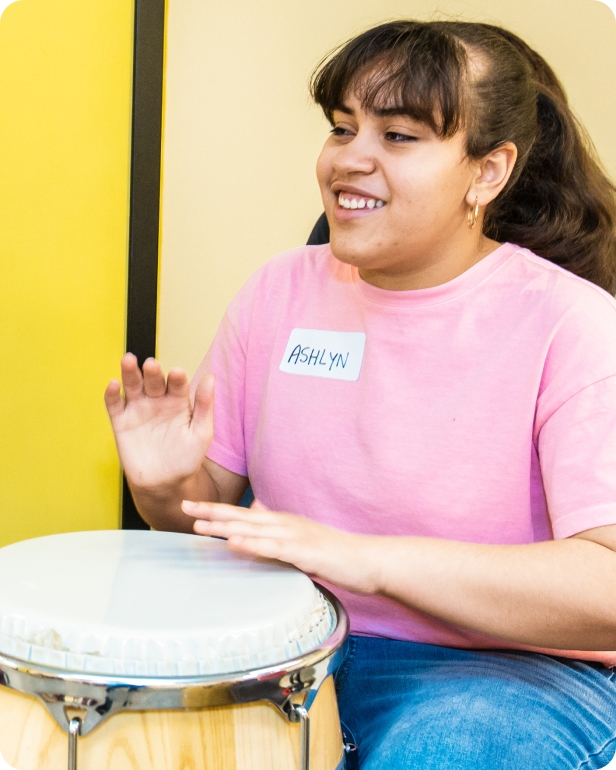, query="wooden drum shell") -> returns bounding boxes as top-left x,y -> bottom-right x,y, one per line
0,675 -> 343,770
